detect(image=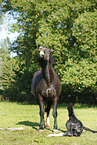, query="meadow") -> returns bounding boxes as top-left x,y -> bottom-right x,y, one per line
0,102 -> 97,145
